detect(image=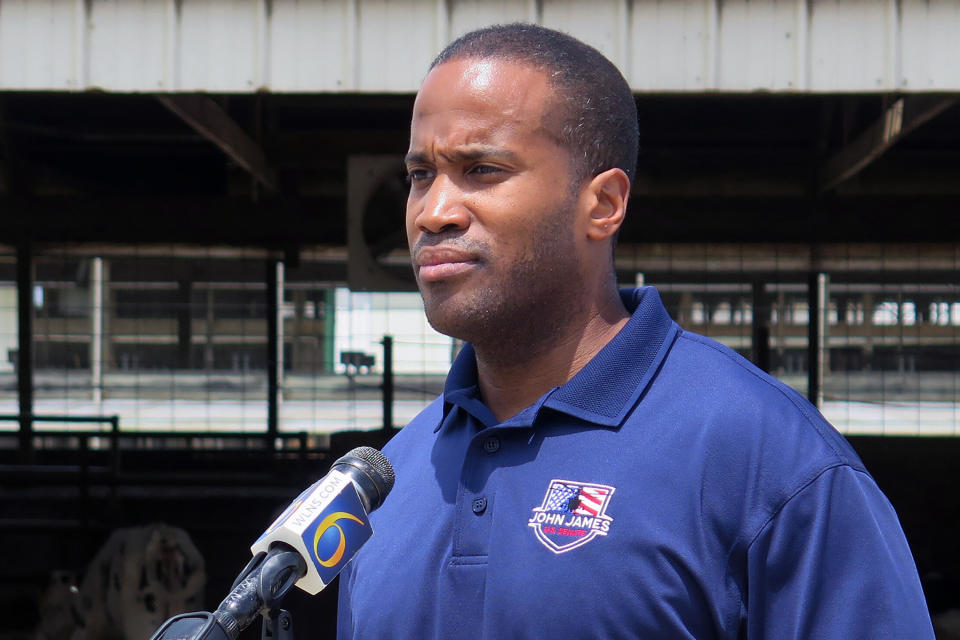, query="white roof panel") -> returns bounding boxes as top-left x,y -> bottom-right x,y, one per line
901,0 -> 960,90
2,0 -> 960,92
87,0 -> 170,91
269,0 -> 354,91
